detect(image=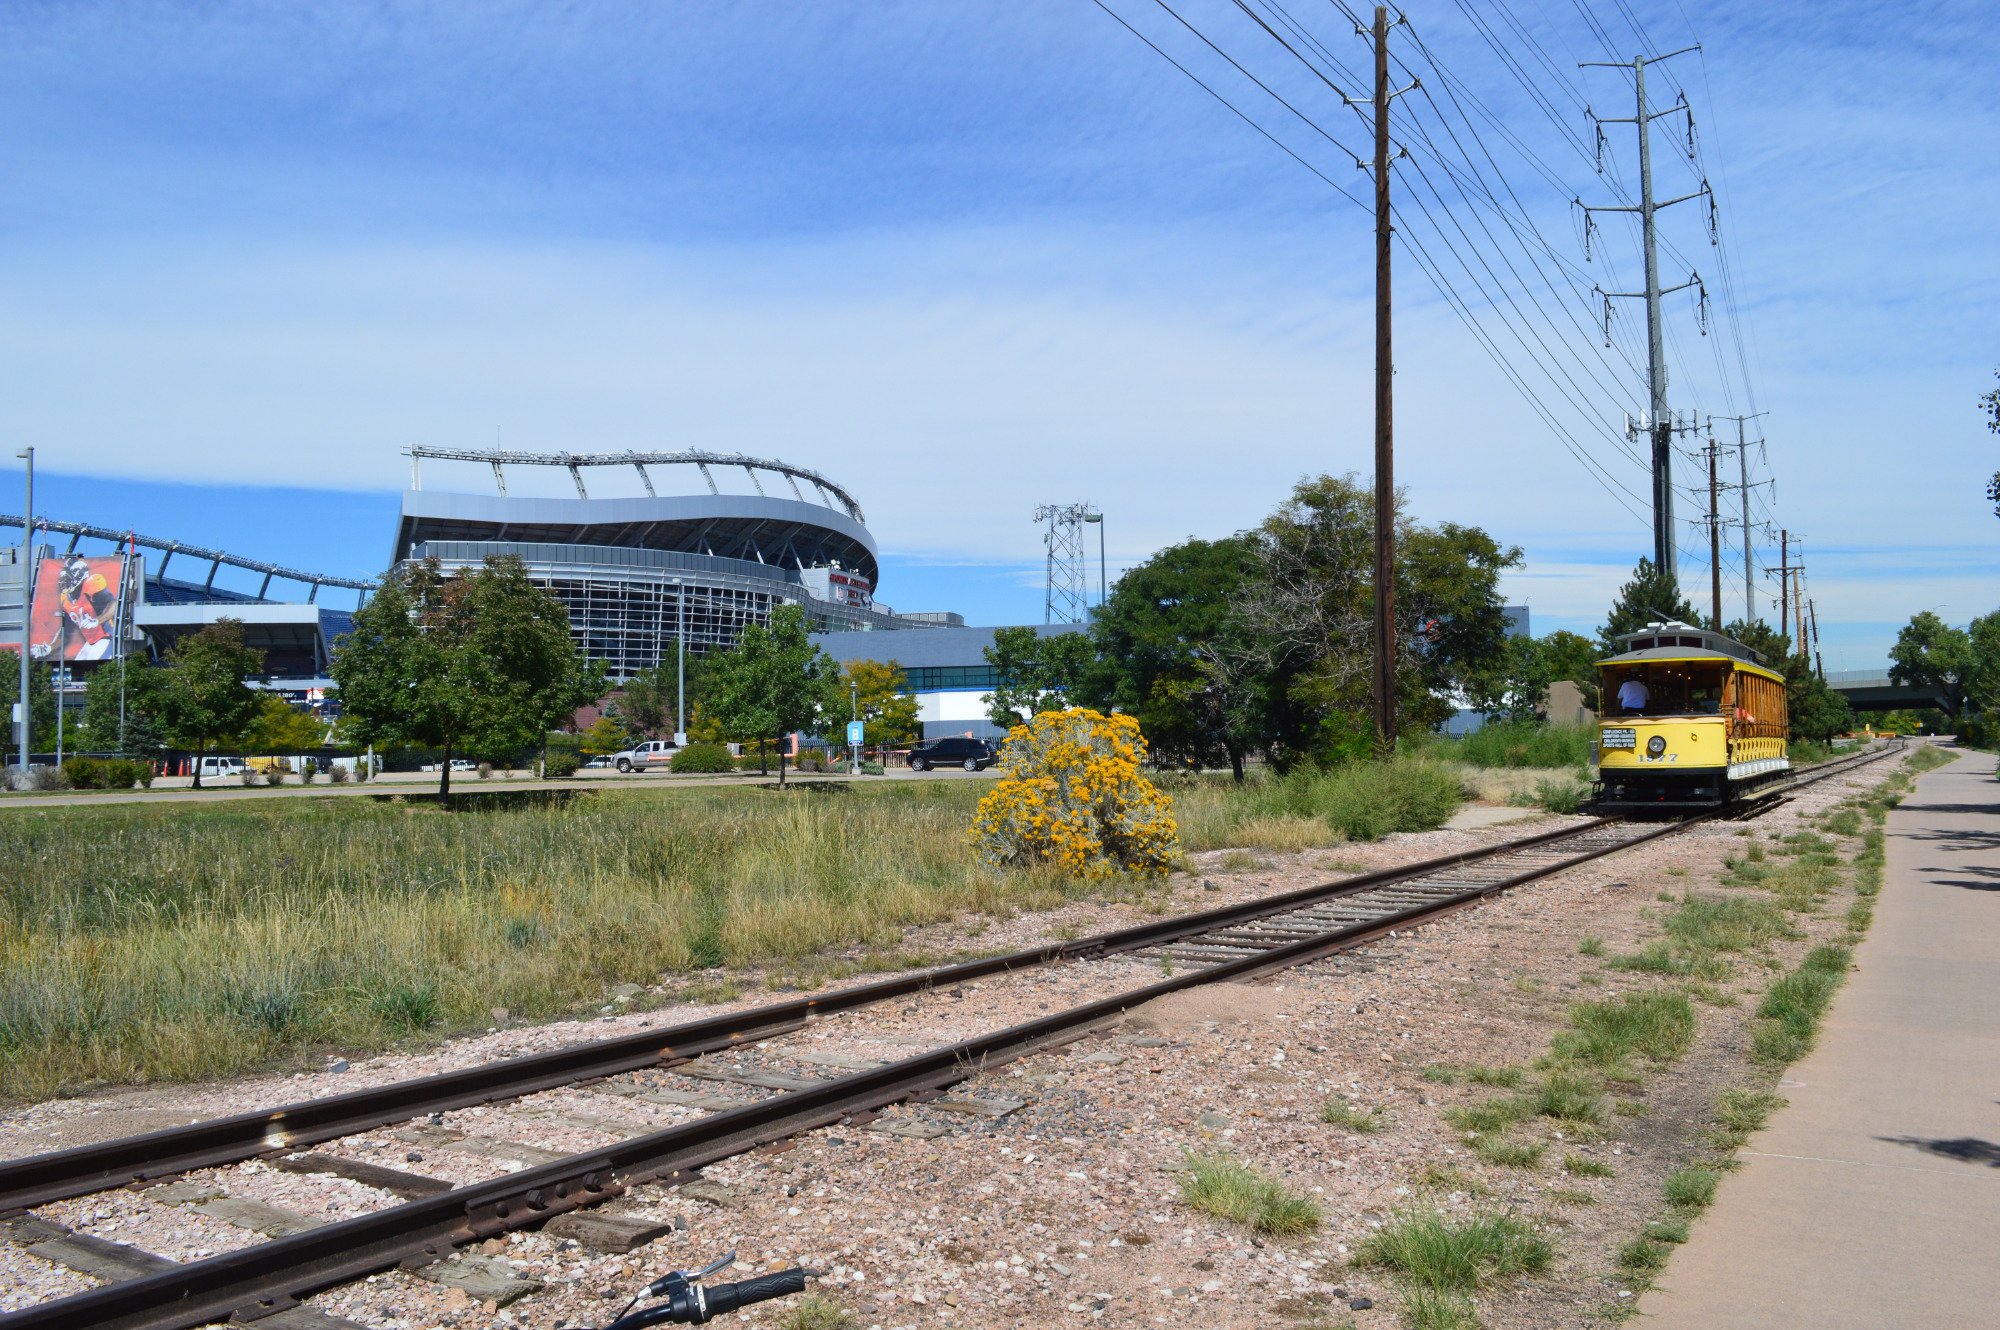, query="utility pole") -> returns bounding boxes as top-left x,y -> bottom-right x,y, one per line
1350,5 -> 1415,757
1808,596 -> 1824,678
1581,46 -> 1710,580
1711,413 -> 1768,624
1033,504 -> 1093,625
1776,529 -> 1790,642
14,447 -> 31,770
1705,436 -> 1722,630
